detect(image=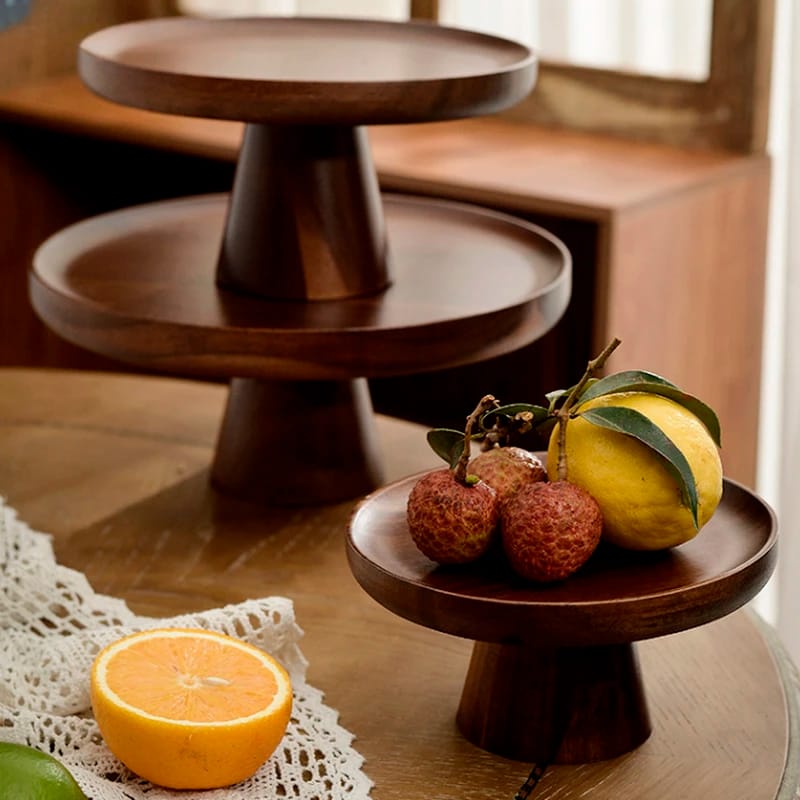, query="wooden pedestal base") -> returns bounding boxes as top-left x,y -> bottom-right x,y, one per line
456,640 -> 652,763
348,471 -> 776,766
211,376 -> 384,505
30,19 -> 560,508
217,122 -> 389,301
